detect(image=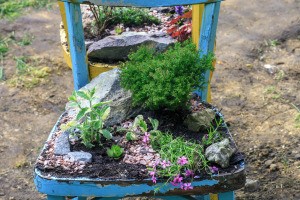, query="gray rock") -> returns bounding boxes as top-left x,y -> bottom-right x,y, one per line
245,179 -> 259,192
66,69 -> 142,126
269,164 -> 279,171
264,159 -> 273,167
184,108 -> 216,132
64,152 -> 92,163
87,32 -> 175,62
205,138 -> 236,168
263,64 -> 278,75
294,154 -> 300,160
54,131 -> 71,155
